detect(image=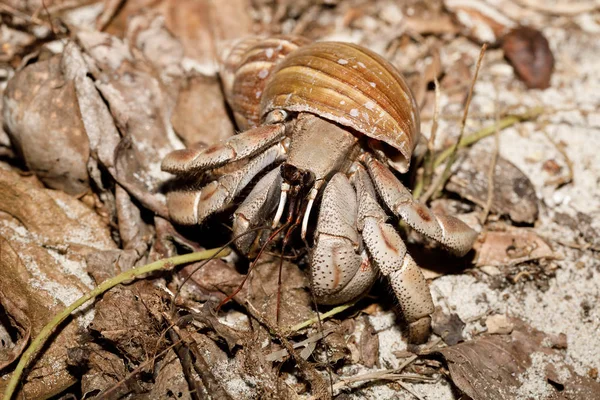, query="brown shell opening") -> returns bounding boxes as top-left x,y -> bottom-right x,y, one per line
368,138 -> 411,173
